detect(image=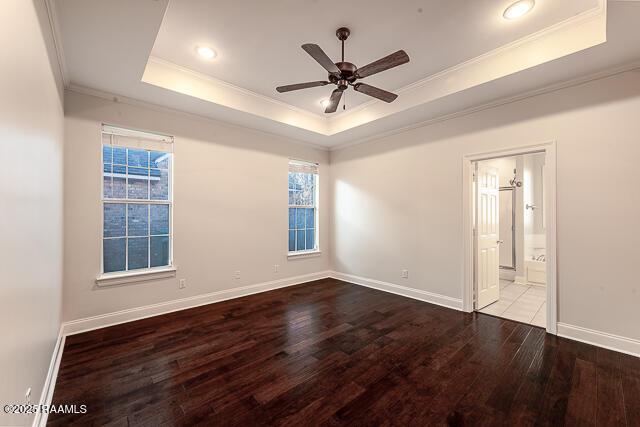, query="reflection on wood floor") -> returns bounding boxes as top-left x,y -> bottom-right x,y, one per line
49,278 -> 638,426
